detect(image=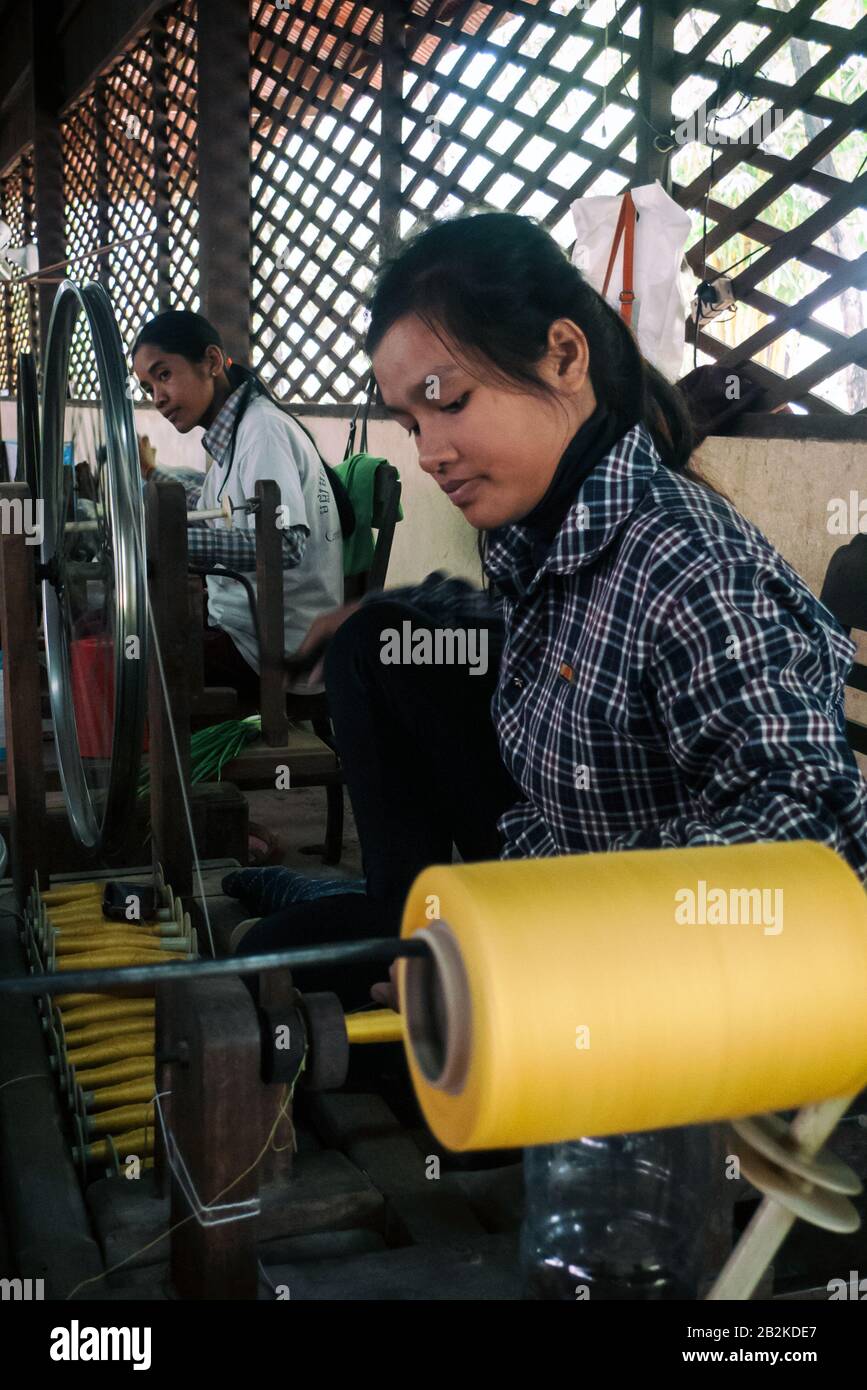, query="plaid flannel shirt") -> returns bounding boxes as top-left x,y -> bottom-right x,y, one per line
368,423 -> 867,880
152,383 -> 307,571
